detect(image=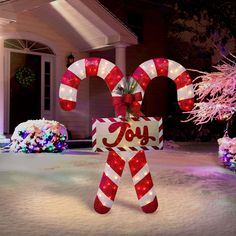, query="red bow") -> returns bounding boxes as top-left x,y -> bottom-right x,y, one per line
112,92 -> 143,118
